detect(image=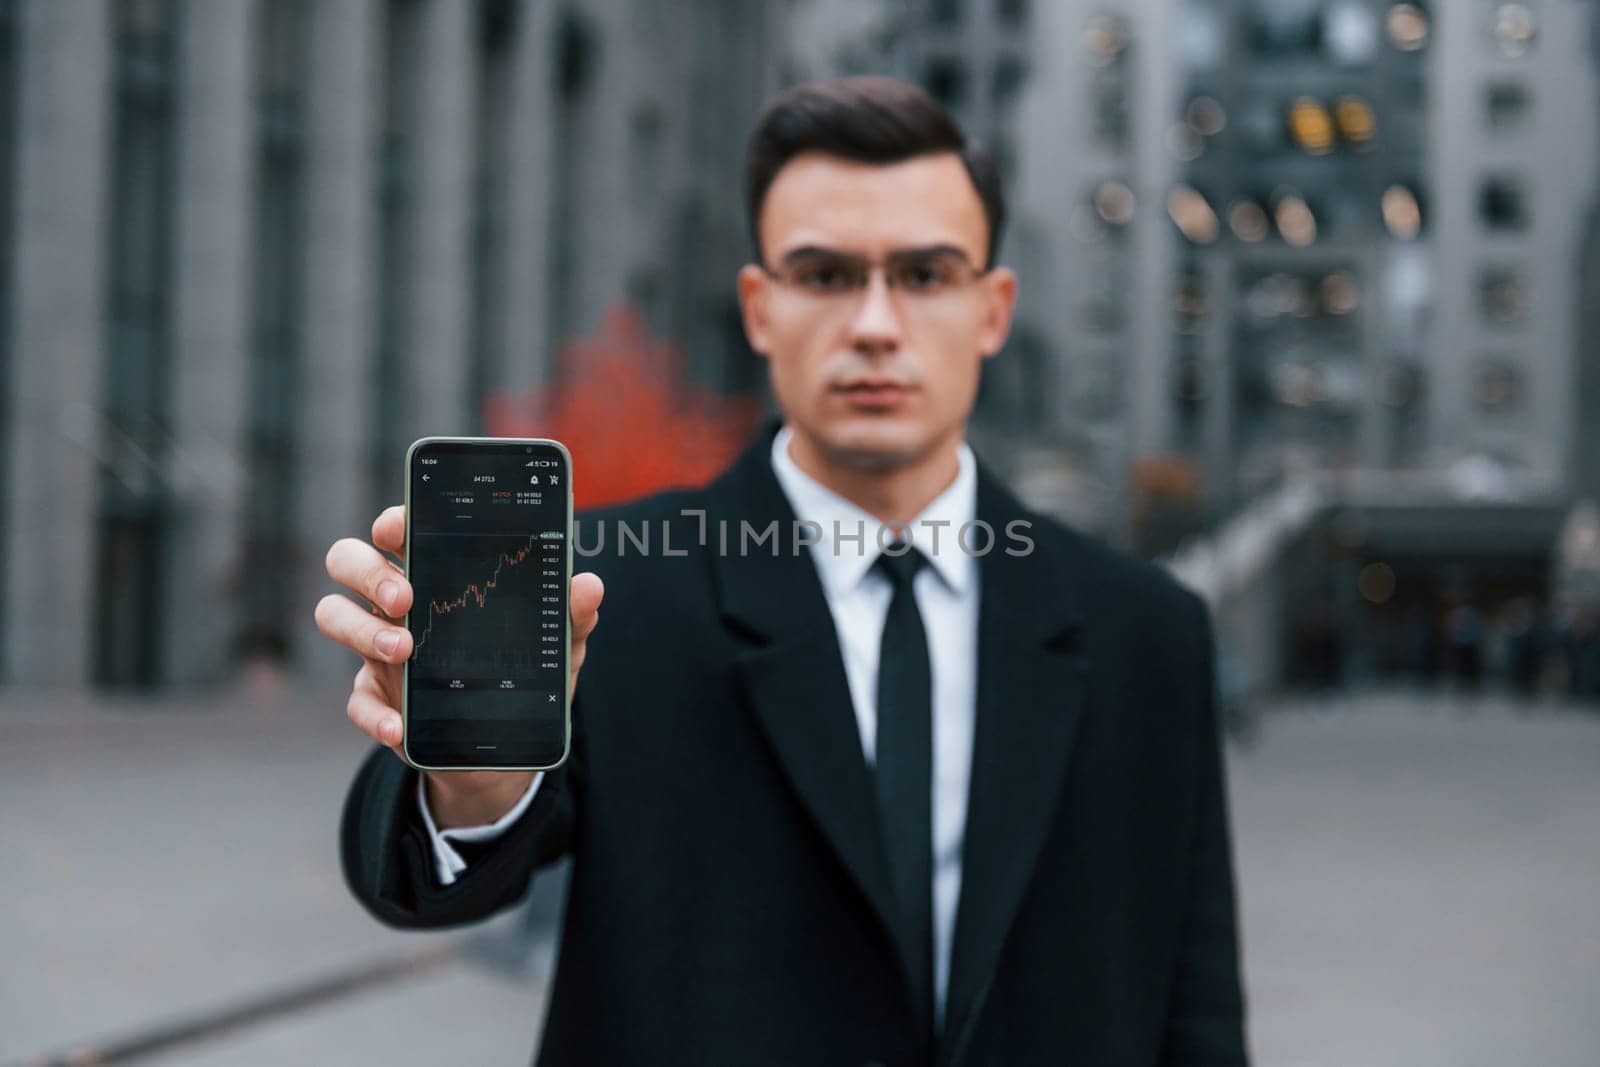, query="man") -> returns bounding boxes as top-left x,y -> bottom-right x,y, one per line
317,76 -> 1248,1066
